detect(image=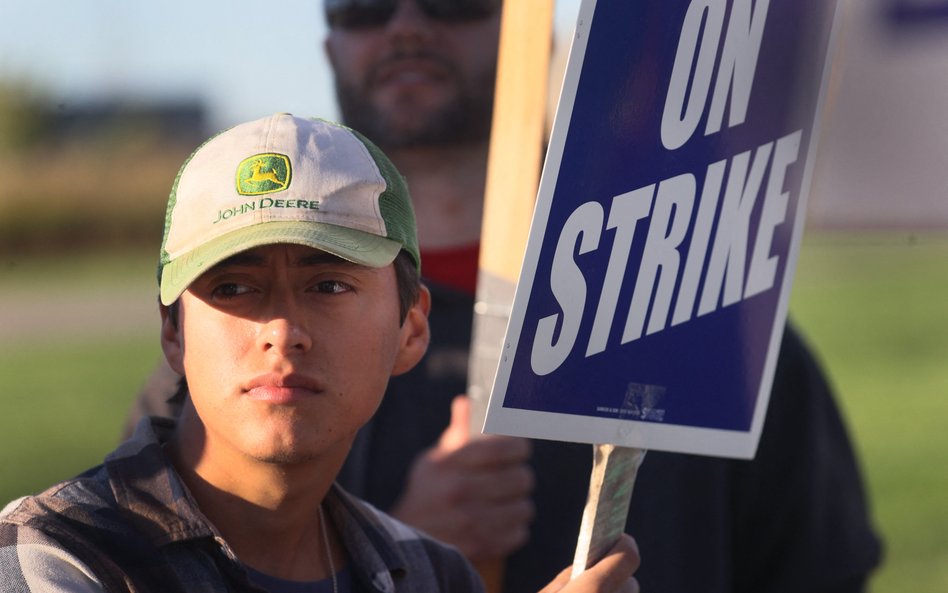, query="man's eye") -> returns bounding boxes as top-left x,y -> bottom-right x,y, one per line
314,280 -> 351,294
212,283 -> 252,298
